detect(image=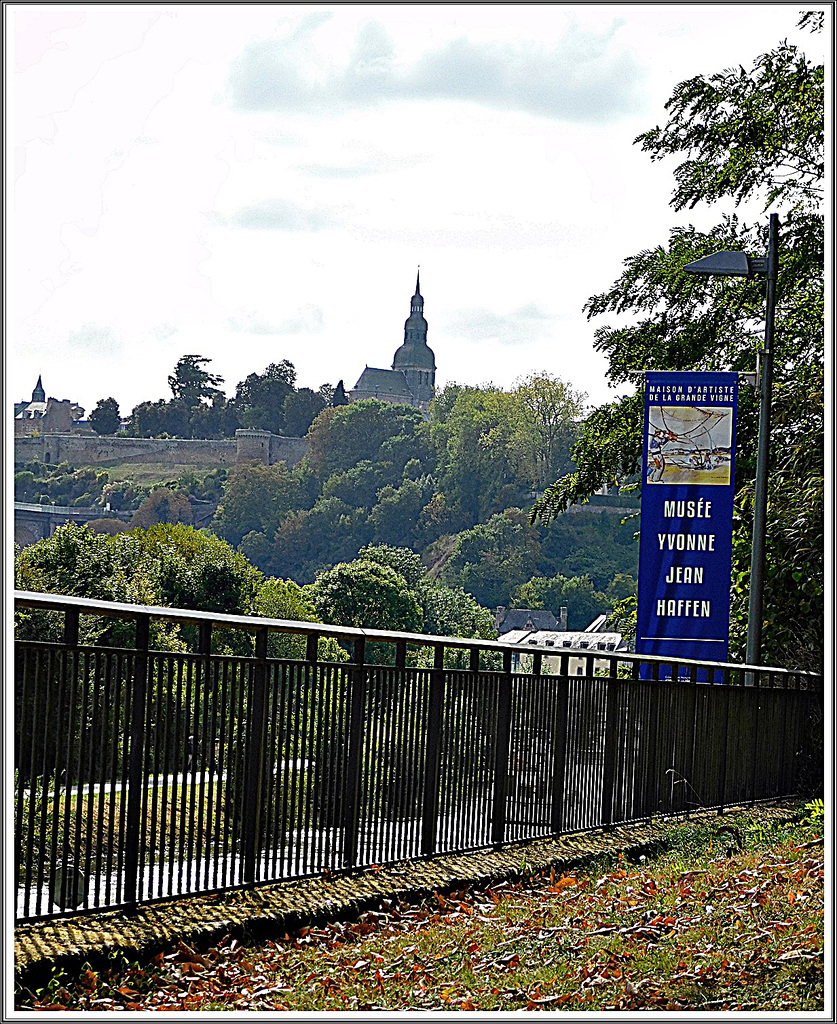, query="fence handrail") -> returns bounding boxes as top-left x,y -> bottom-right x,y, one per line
14,589 -> 820,679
